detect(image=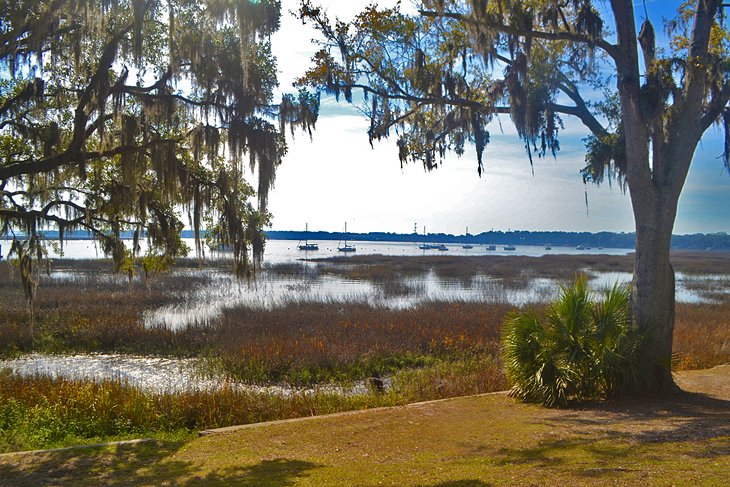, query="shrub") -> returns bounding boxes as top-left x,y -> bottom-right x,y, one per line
502,277 -> 645,407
